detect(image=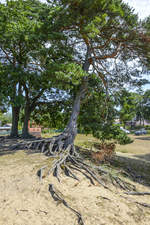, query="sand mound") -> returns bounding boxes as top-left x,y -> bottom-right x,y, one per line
0,149 -> 150,225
